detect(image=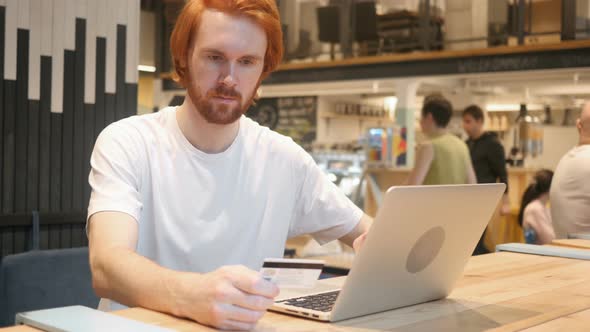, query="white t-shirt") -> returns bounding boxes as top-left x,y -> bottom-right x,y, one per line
550,144 -> 590,238
88,107 -> 363,310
